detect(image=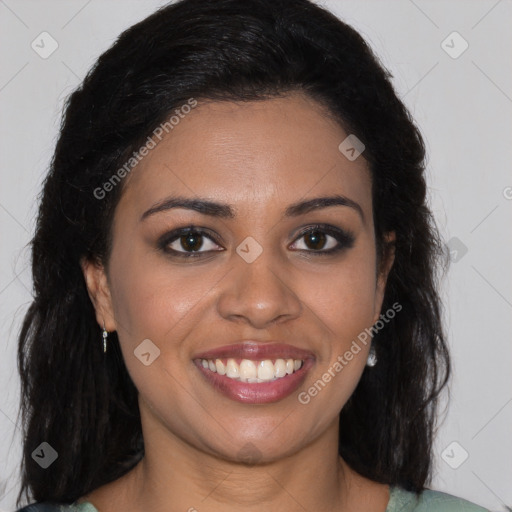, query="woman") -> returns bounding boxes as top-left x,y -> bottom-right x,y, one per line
15,0 -> 490,510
